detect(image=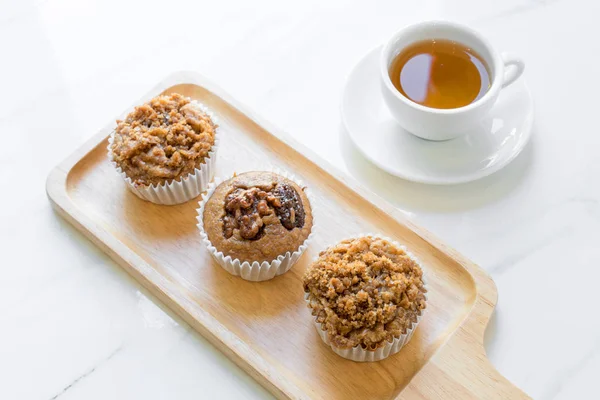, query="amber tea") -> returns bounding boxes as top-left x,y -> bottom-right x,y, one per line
389,39 -> 491,109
